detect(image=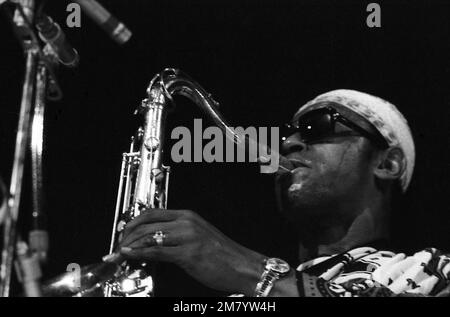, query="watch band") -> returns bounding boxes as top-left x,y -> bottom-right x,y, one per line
254,258 -> 290,297
255,270 -> 280,297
